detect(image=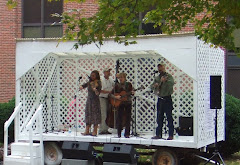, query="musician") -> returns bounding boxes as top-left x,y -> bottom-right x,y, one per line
111,72 -> 133,138
99,68 -> 114,134
151,64 -> 175,140
80,70 -> 102,136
